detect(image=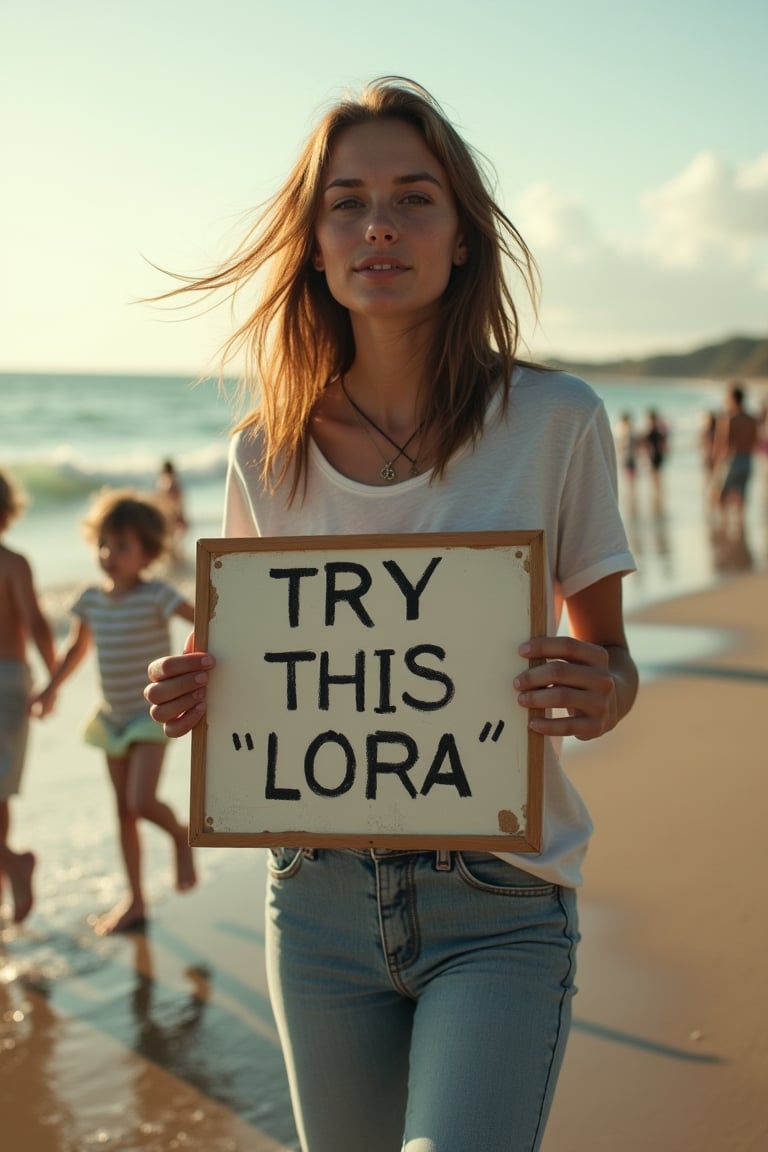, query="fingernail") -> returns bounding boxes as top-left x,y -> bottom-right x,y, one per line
519,642 -> 532,655
200,655 -> 214,668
